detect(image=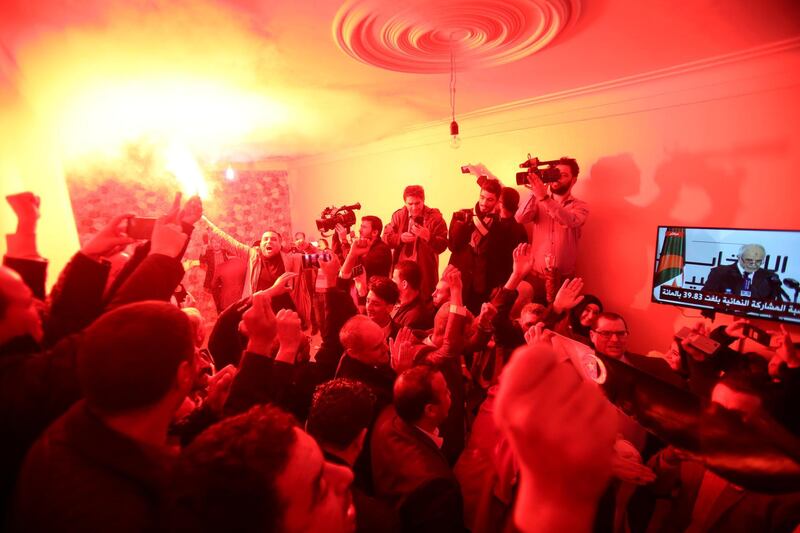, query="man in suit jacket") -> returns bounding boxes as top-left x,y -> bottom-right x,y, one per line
371,365 -> 466,533
702,243 -> 783,300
